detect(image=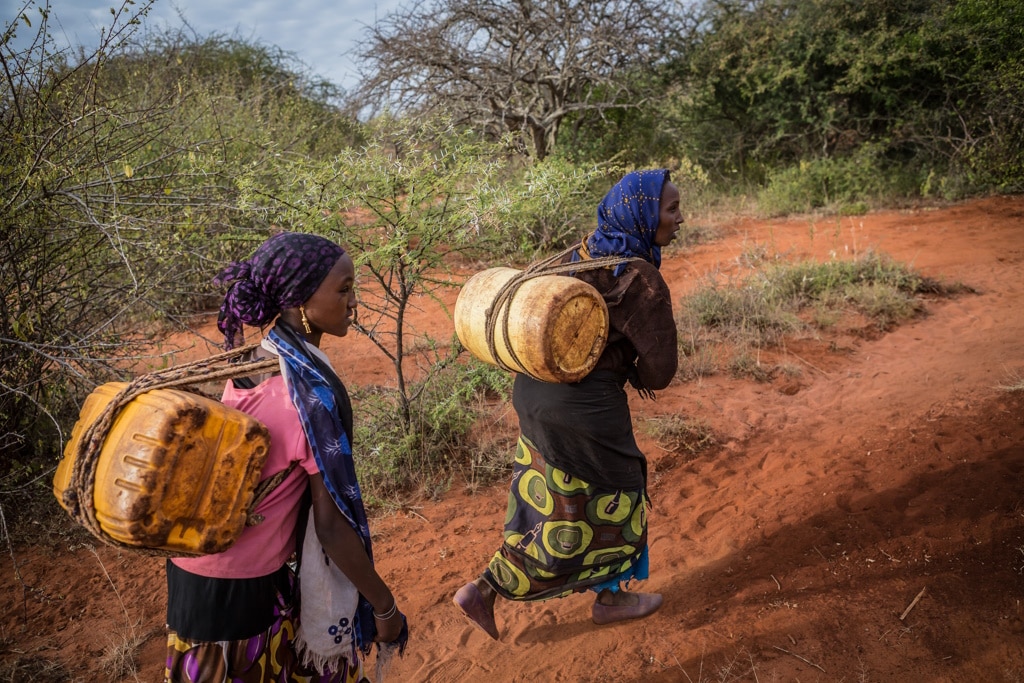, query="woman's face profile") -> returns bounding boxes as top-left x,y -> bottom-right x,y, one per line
654,181 -> 683,247
302,253 -> 358,338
